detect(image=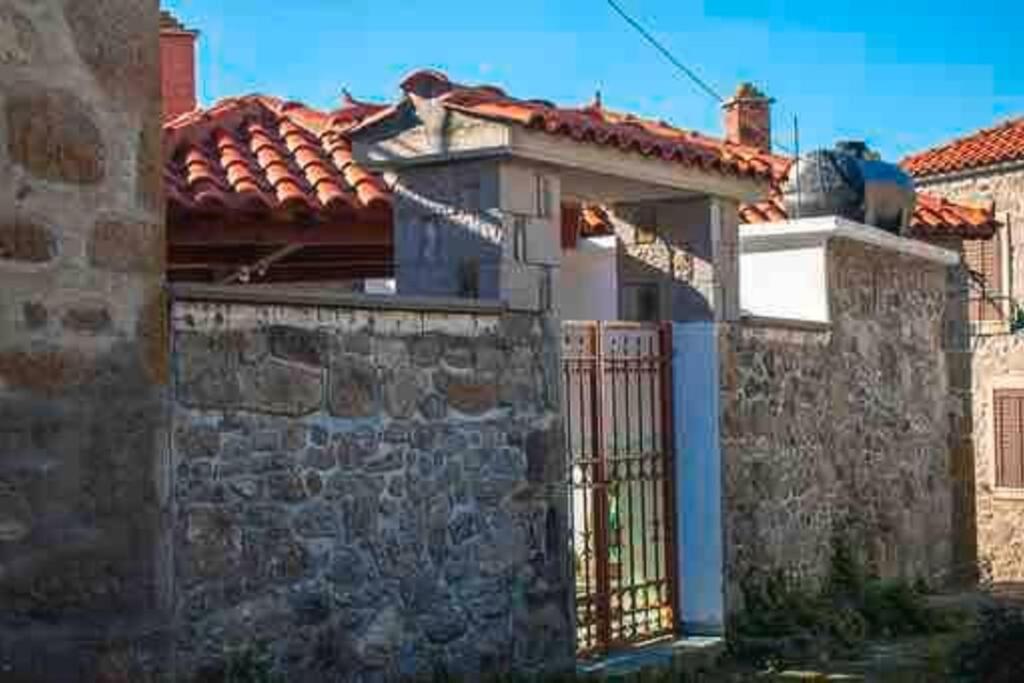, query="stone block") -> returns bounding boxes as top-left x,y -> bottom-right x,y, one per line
0,7 -> 40,66
438,371 -> 499,415
64,0 -> 160,102
88,219 -> 163,273
5,89 -> 105,184
268,325 -> 328,367
0,346 -> 88,396
0,218 -> 57,263
176,423 -> 220,460
328,354 -> 380,418
384,366 -> 428,419
61,303 -> 112,334
240,357 -> 323,416
175,332 -> 243,409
